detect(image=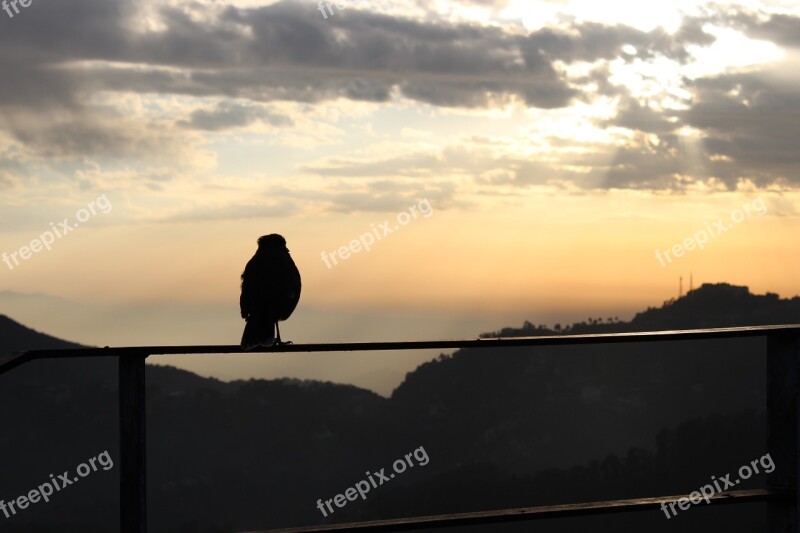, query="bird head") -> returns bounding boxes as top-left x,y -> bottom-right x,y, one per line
257,234 -> 288,252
